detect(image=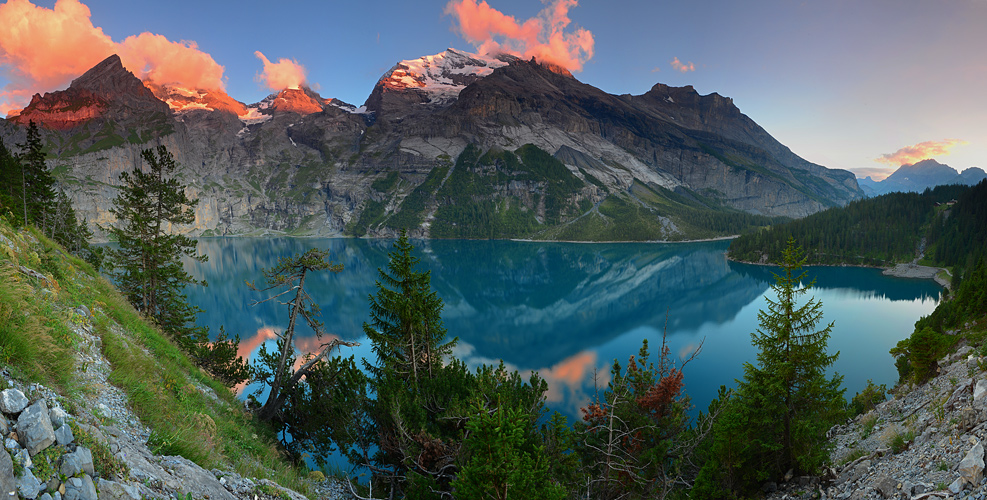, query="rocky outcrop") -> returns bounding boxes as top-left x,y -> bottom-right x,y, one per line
766,328 -> 987,499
